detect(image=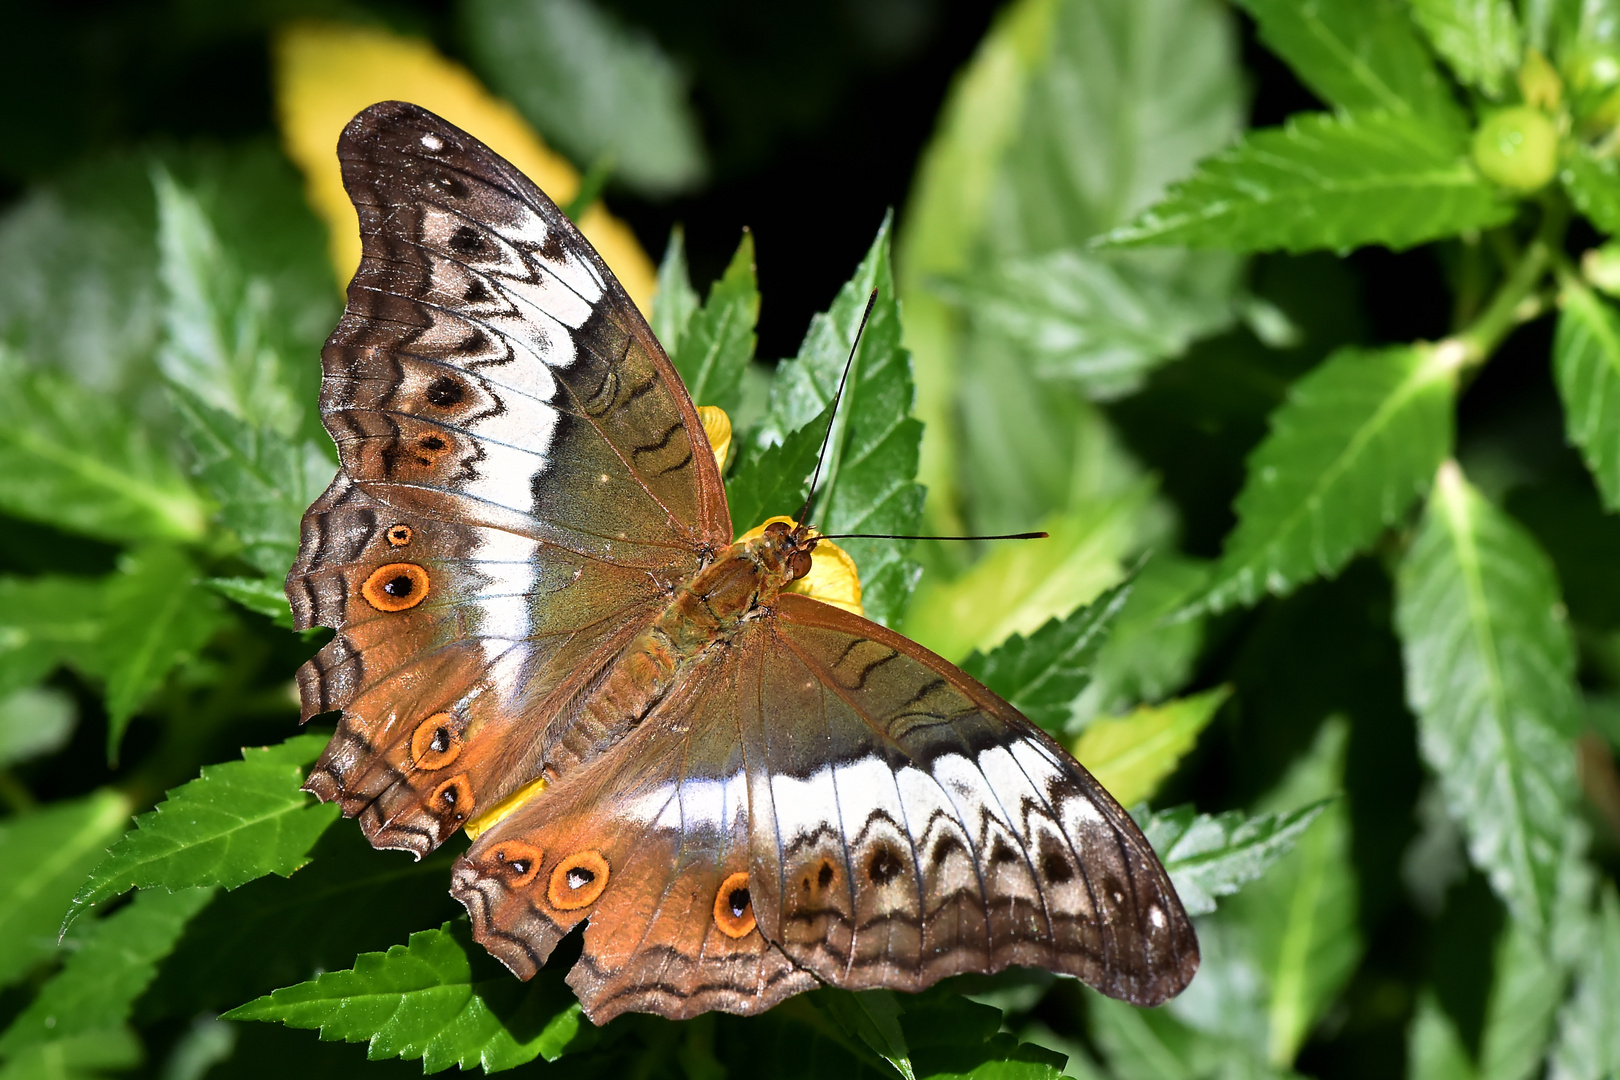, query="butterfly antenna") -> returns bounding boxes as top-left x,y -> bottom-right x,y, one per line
796,288 -> 879,536
815,531 -> 1049,542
